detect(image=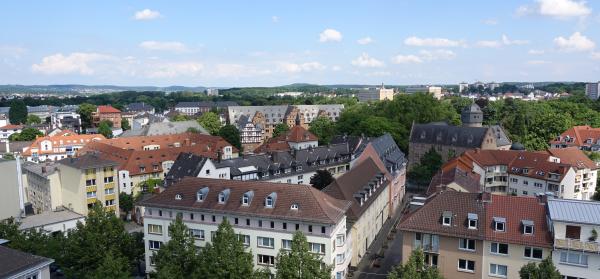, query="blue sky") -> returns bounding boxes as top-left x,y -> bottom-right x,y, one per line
1,0 -> 600,86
